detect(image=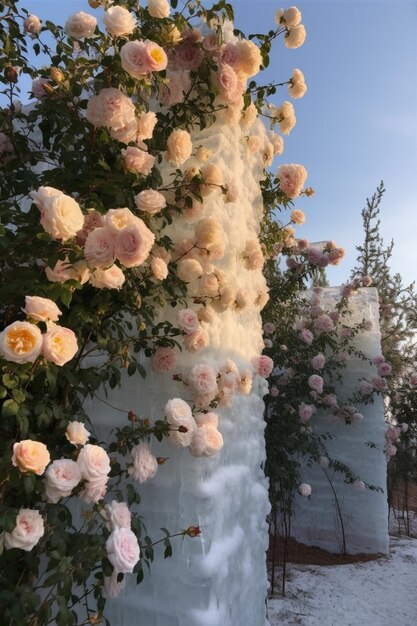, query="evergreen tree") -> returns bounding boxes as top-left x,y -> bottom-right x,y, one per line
351,181 -> 417,380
